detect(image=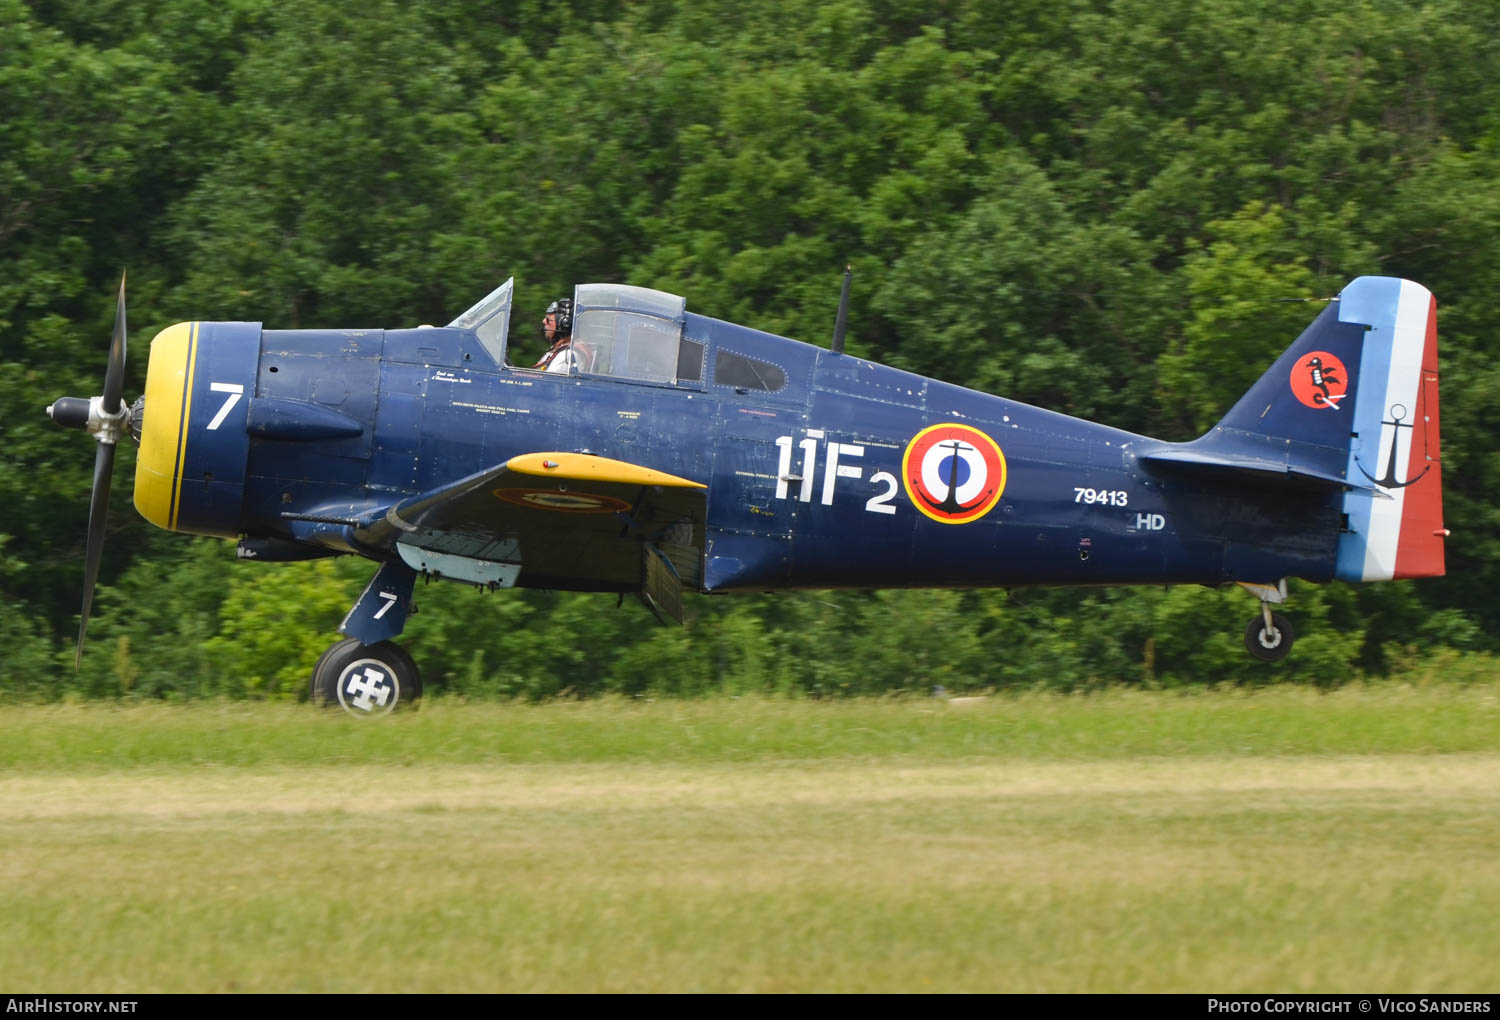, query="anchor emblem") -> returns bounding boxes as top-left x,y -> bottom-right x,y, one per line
1357,403 -> 1432,490
915,439 -> 994,515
